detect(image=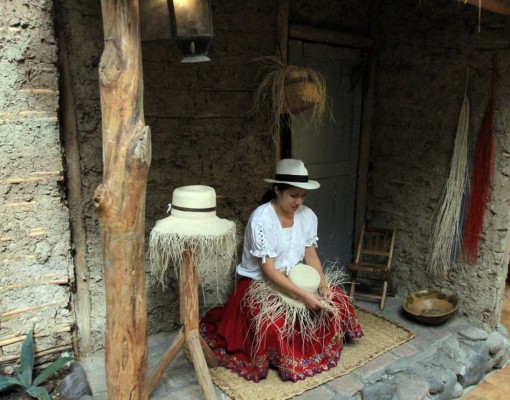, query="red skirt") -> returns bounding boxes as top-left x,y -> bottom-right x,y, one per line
200,278 -> 363,382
